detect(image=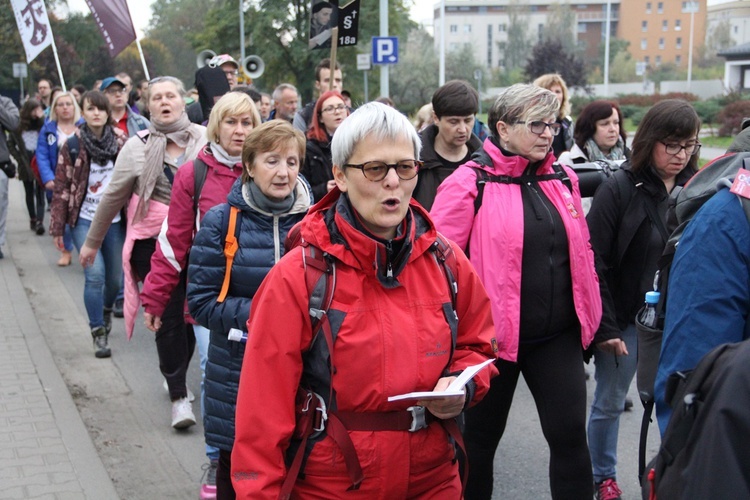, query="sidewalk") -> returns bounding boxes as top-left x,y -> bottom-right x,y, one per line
0,186 -> 118,499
